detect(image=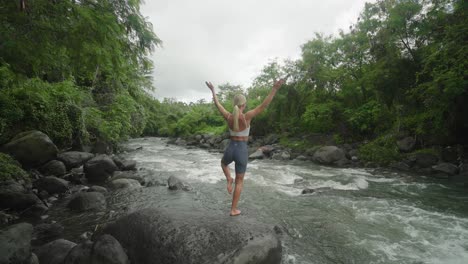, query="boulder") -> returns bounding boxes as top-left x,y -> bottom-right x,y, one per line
0,222 -> 33,264
35,239 -> 76,264
313,146 -> 346,165
296,155 -> 308,161
409,153 -> 439,168
175,138 -> 187,146
0,180 -> 26,193
102,207 -> 282,264
58,151 -> 94,169
0,191 -> 39,210
68,192 -> 106,212
88,186 -> 108,193
334,158 -> 351,167
39,160 -> 66,176
112,171 -> 144,183
249,149 -> 265,160
84,155 -> 118,183
432,162 -> 459,176
63,240 -> 93,264
167,176 -> 192,191
121,160 -> 137,171
264,134 -> 280,145
1,130 -> 58,168
272,151 -> 291,160
90,235 -> 129,264
397,137 -> 416,152
109,179 -> 141,190
32,223 -> 64,245
390,162 -> 411,171
34,176 -> 69,194
260,145 -> 275,156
